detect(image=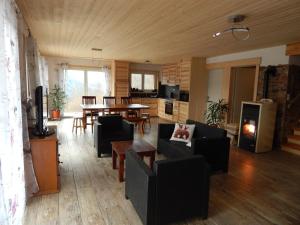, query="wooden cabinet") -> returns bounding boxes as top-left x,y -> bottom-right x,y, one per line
158,98 -> 166,118
172,101 -> 179,121
141,98 -> 158,117
178,60 -> 191,91
30,126 -> 60,195
178,101 -> 189,123
158,99 -> 188,122
132,97 -> 158,116
161,63 -> 179,85
113,60 -> 130,103
160,57 -> 207,122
